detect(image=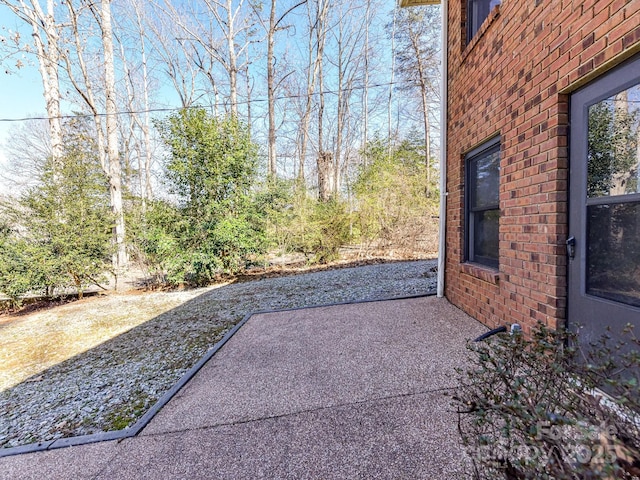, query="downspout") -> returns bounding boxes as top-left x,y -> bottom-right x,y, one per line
437,0 -> 448,298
